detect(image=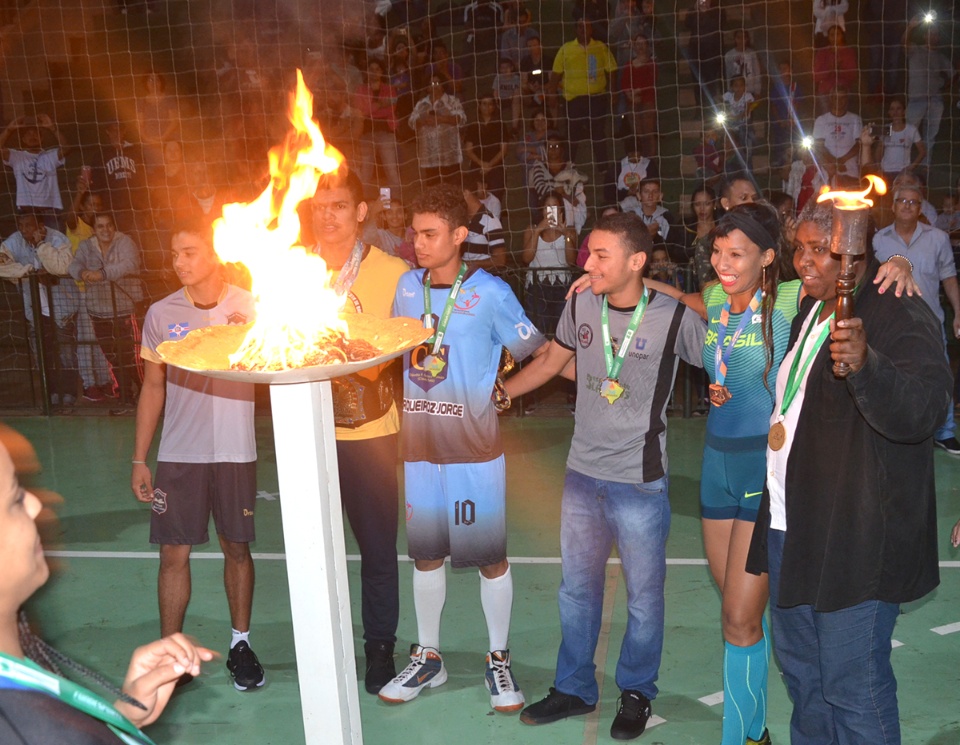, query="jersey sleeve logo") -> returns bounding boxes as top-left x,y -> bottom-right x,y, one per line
578,323 -> 593,348
168,322 -> 190,339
